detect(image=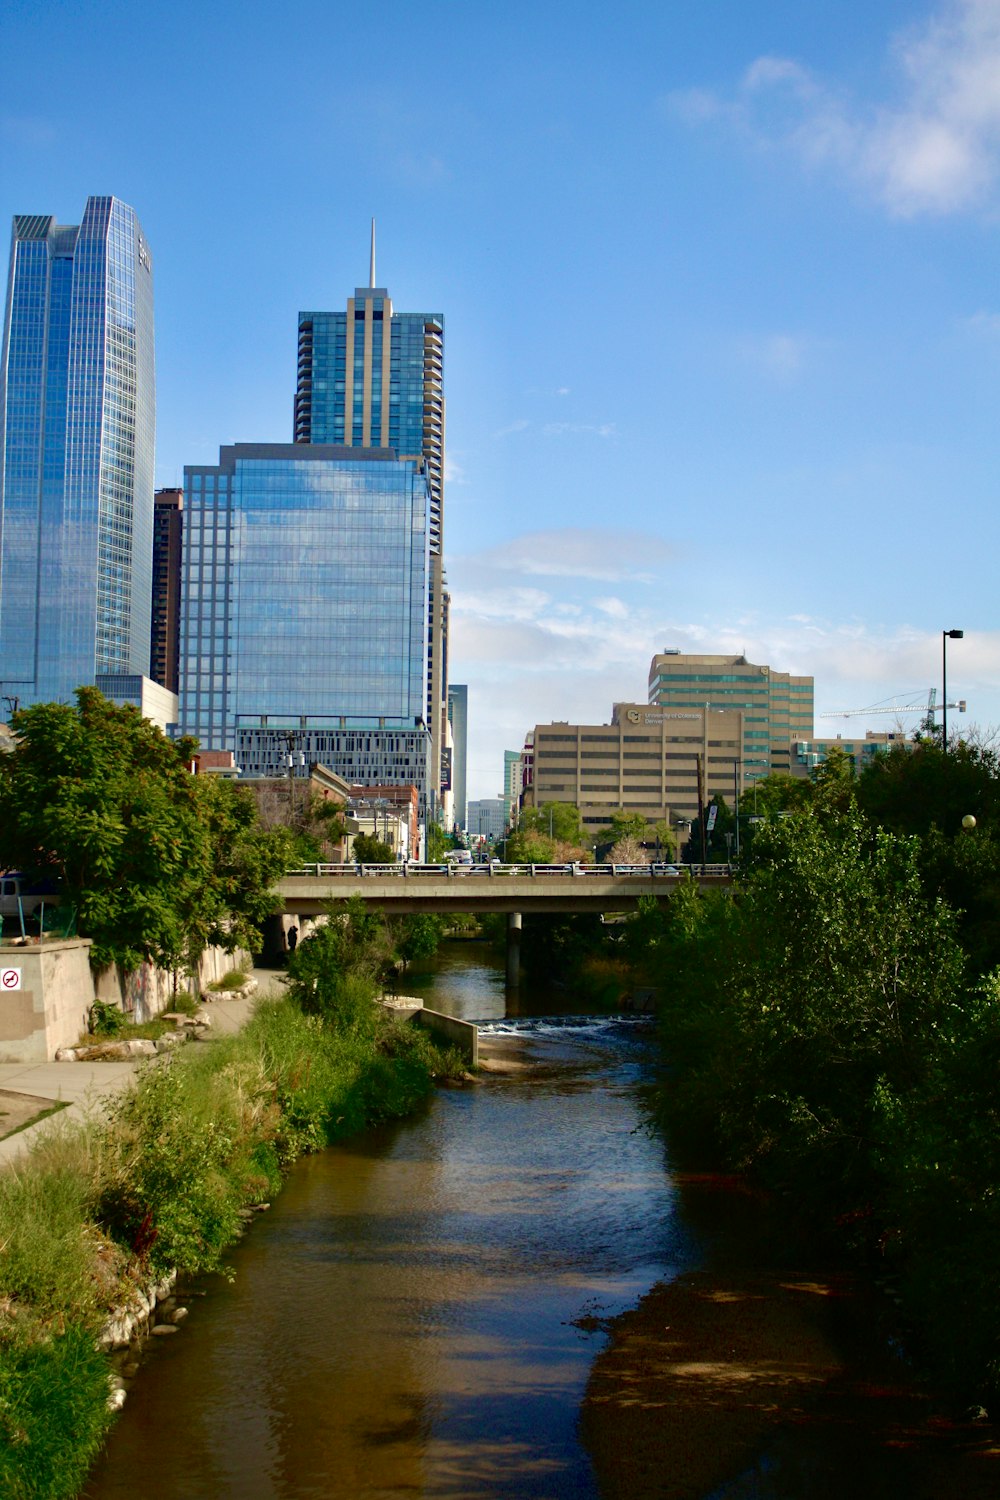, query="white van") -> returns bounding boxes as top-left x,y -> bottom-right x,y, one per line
443,849 -> 473,868
0,873 -> 54,919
